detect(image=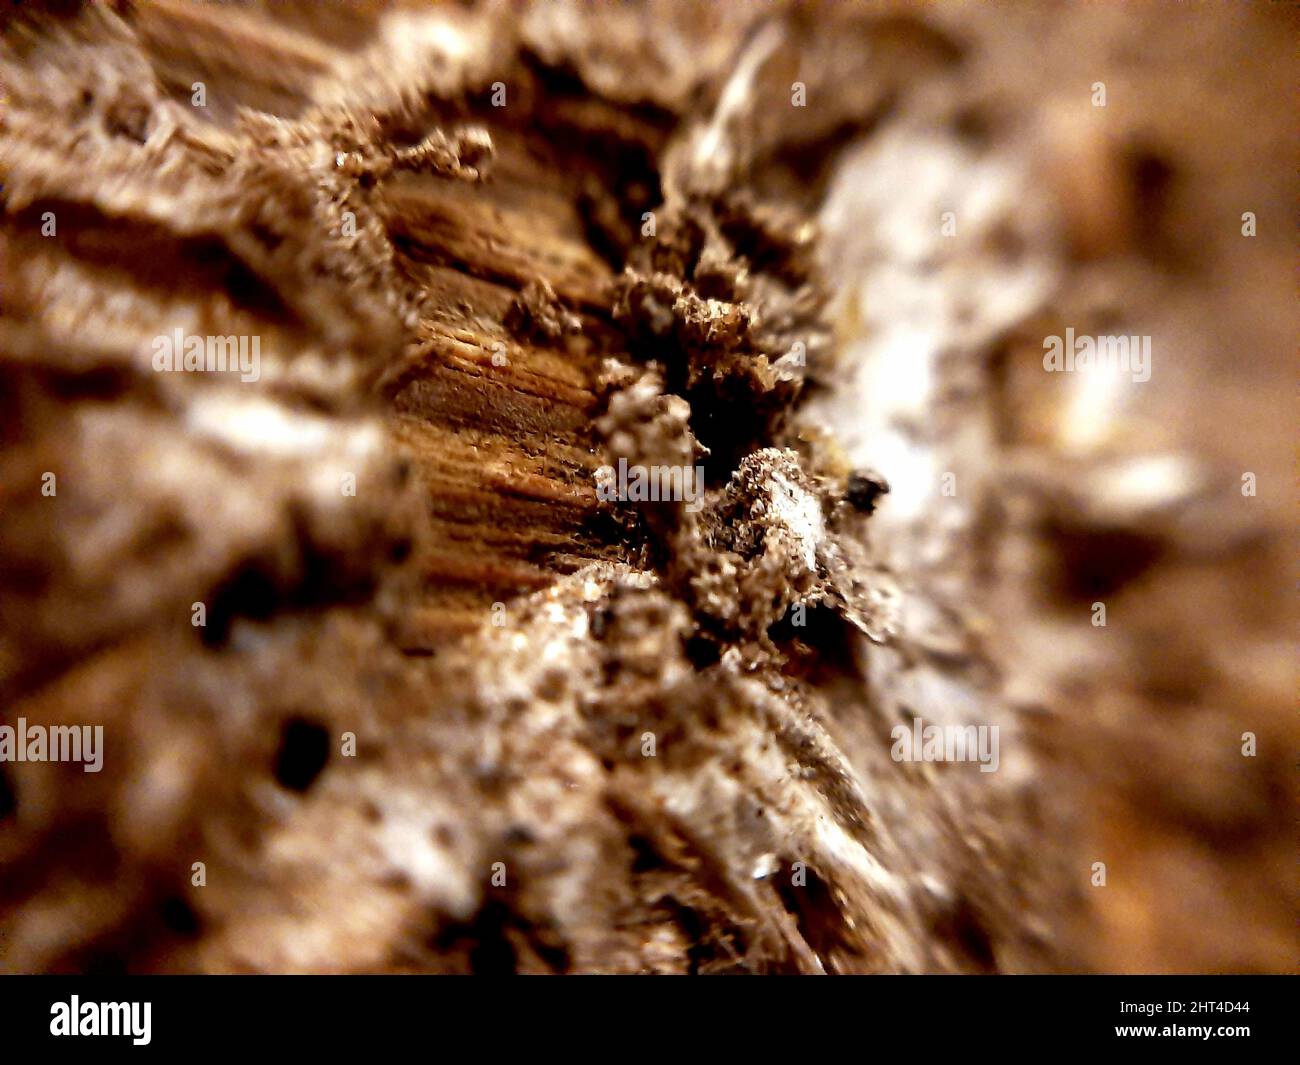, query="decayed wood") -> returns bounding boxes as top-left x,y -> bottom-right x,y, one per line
10,0 -> 1290,978
0,0 -> 1051,975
